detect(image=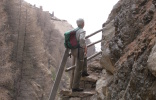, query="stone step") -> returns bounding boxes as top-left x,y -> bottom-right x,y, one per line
60,89 -> 96,98
81,74 -> 99,83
